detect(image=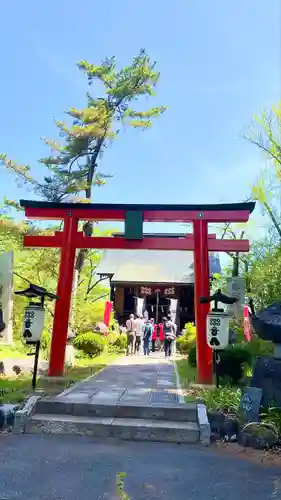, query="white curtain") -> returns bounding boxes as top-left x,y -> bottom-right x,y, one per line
136,297 -> 144,317
169,299 -> 178,324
